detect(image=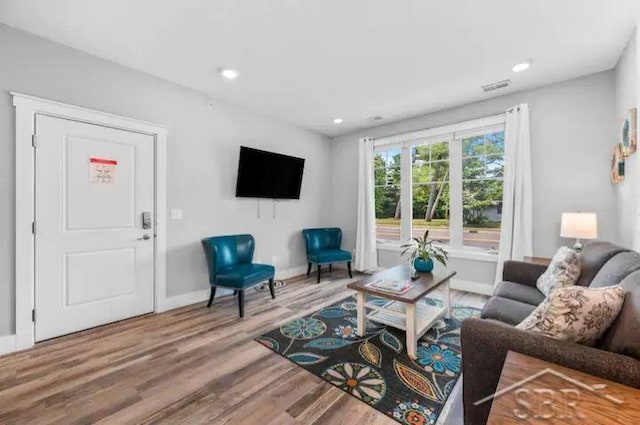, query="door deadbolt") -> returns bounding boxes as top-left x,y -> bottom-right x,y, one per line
142,211 -> 152,230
